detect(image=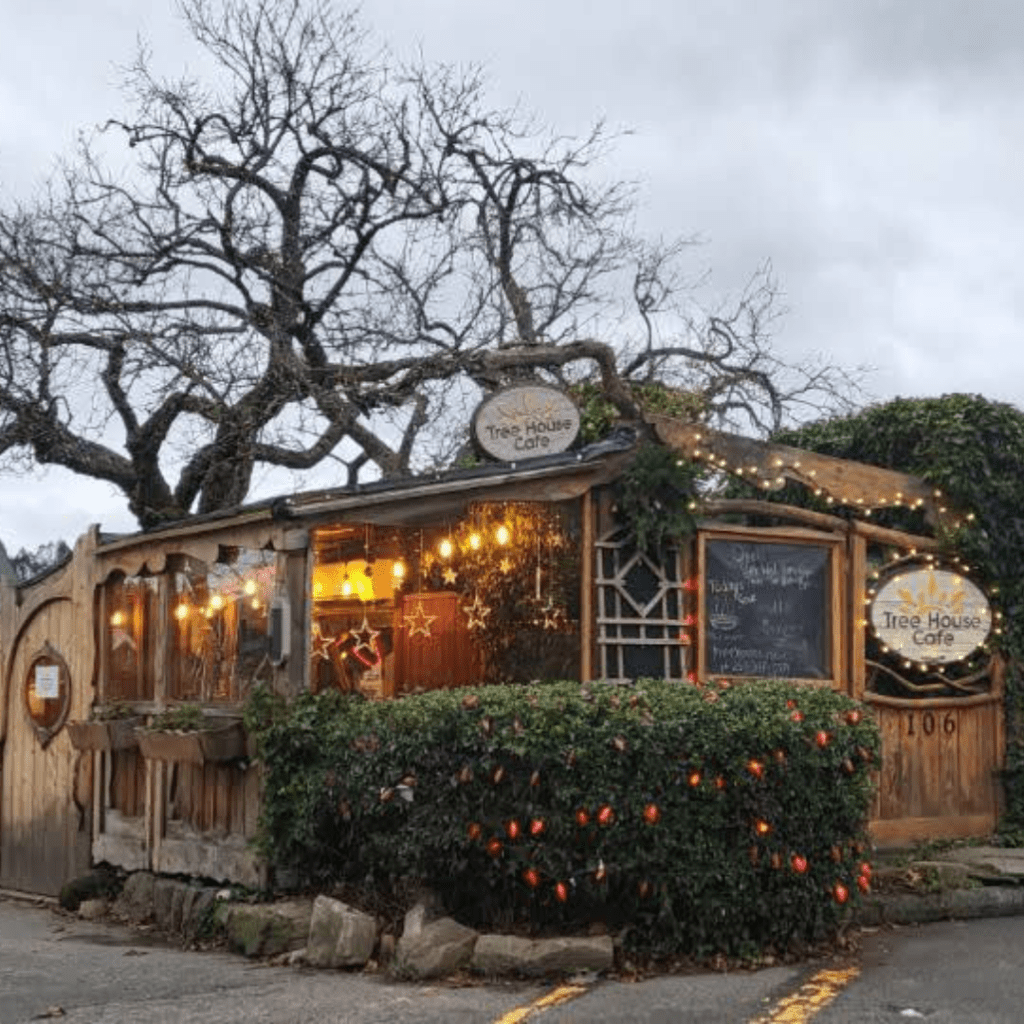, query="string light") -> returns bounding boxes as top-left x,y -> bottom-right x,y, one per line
174,603 -> 189,621
110,610 -> 125,628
